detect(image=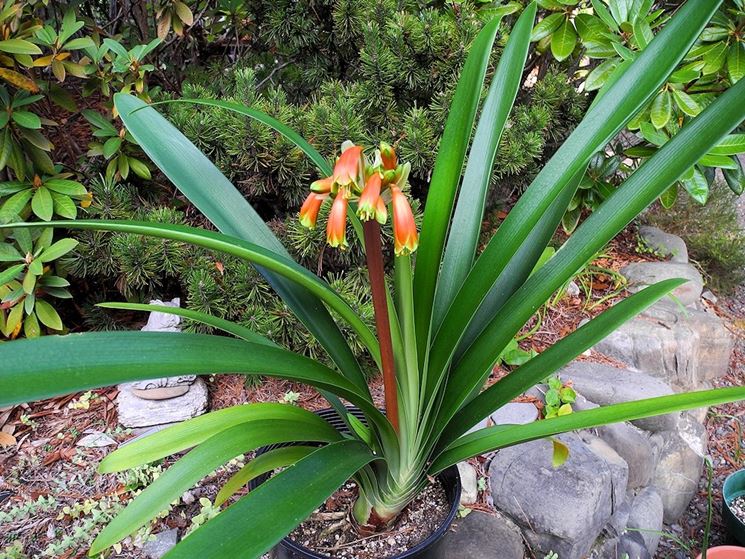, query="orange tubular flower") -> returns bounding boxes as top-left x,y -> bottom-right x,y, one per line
391,186 -> 418,256
379,142 -> 397,171
327,193 -> 349,249
310,176 -> 333,194
299,193 -> 326,229
357,173 -> 383,222
332,145 -> 364,188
